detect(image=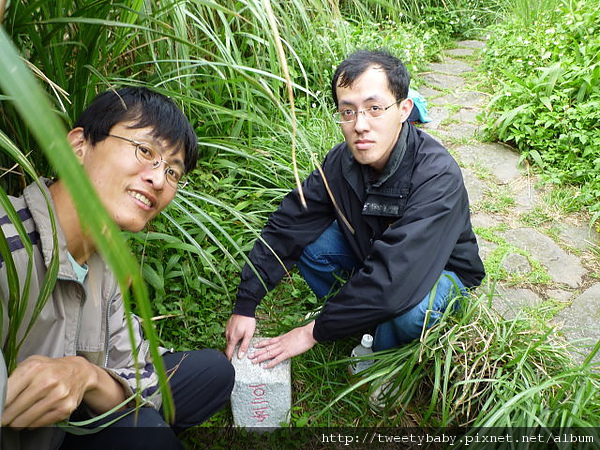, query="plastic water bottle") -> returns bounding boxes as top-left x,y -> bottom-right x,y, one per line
348,334 -> 374,376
